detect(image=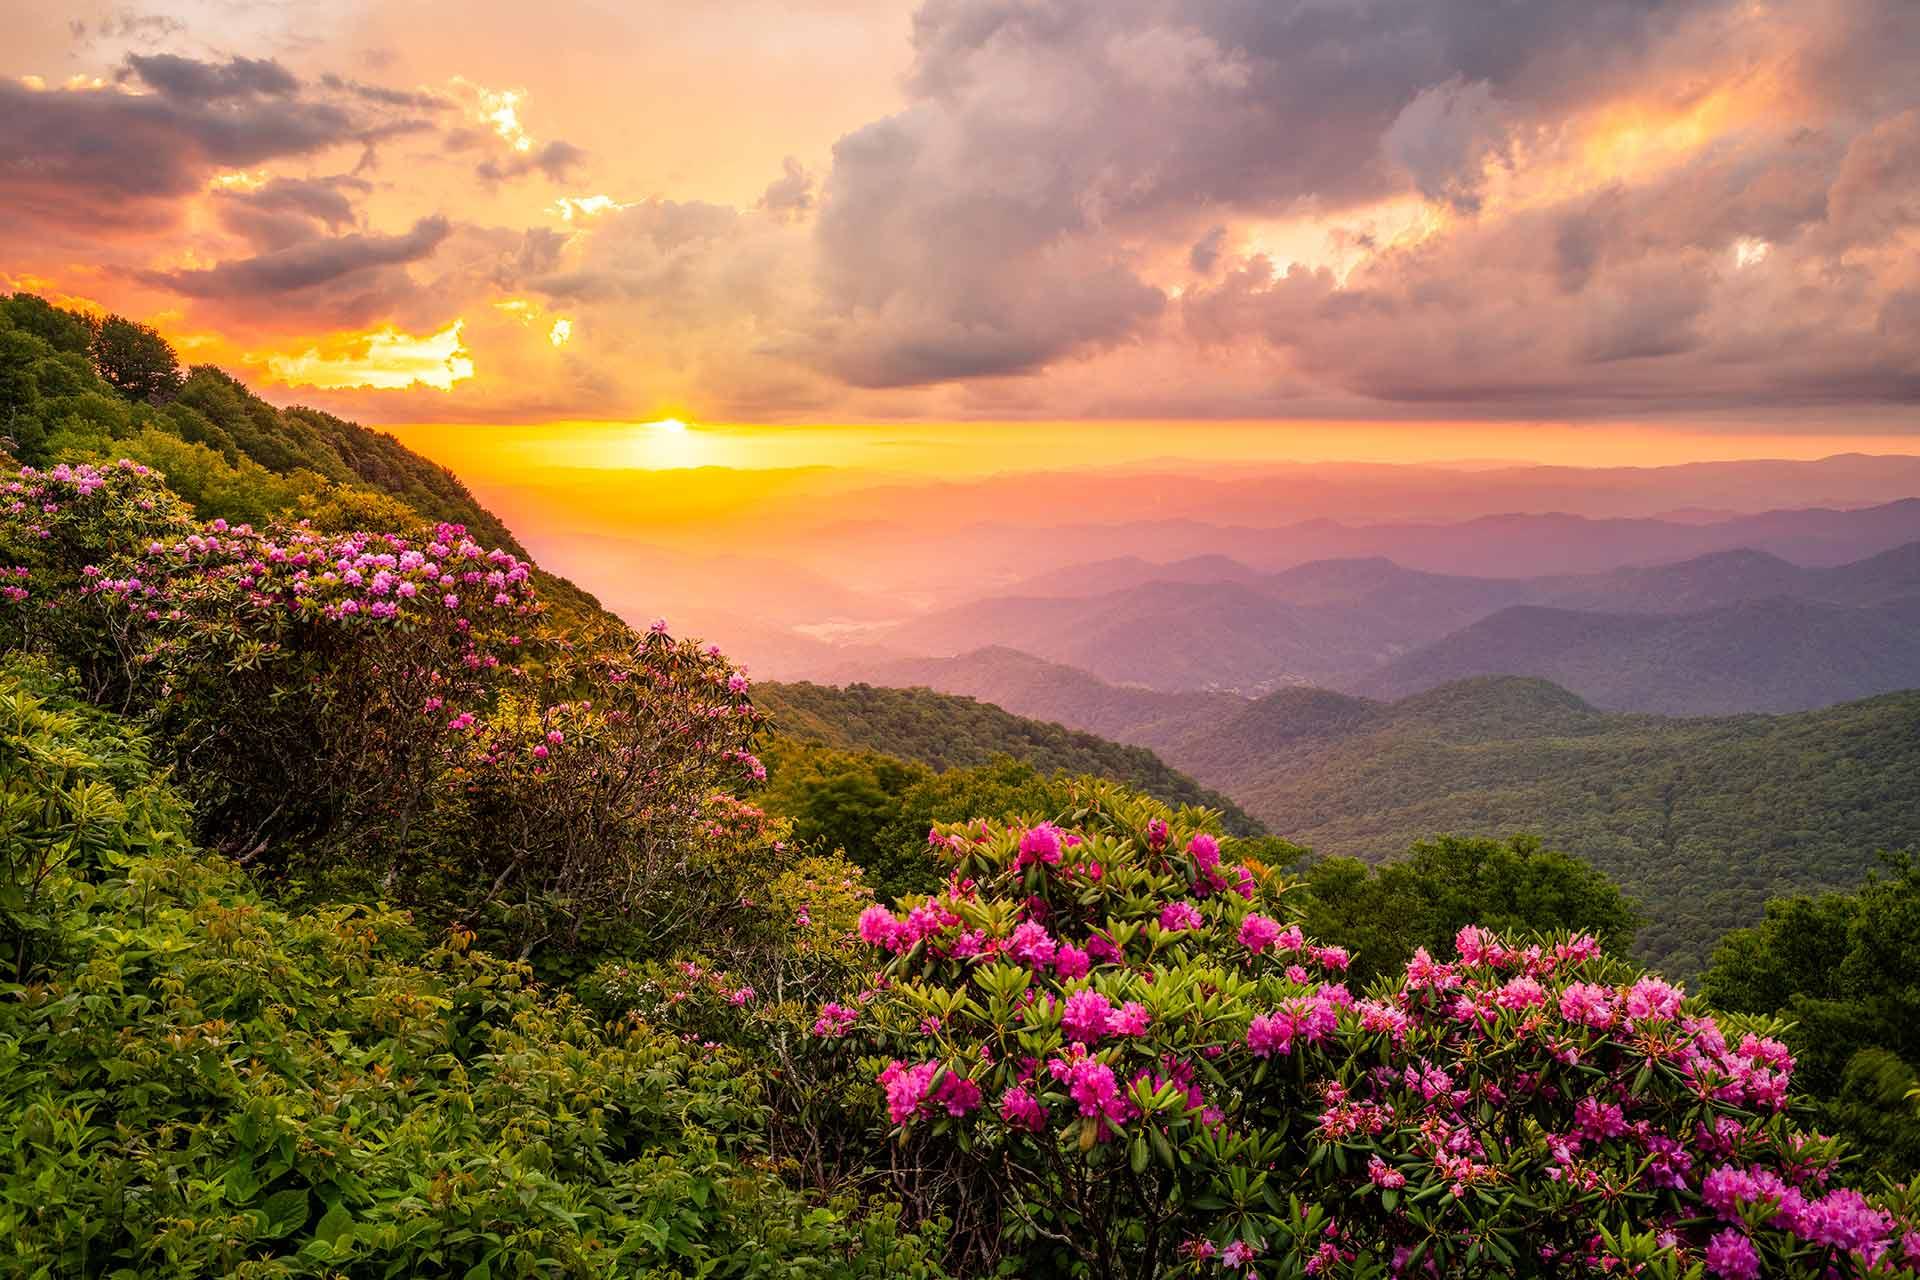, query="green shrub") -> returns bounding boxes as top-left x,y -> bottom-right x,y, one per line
0,665 -> 946,1279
